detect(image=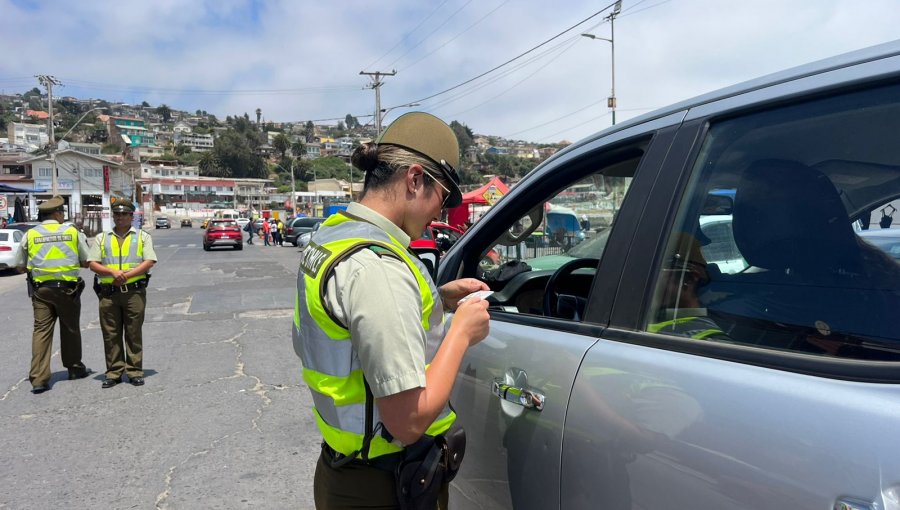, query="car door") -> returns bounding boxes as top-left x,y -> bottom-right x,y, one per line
440,113 -> 685,509
560,57 -> 900,509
